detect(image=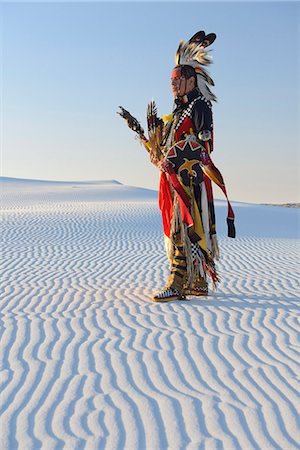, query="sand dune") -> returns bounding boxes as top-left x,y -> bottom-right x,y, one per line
1,178 -> 299,449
